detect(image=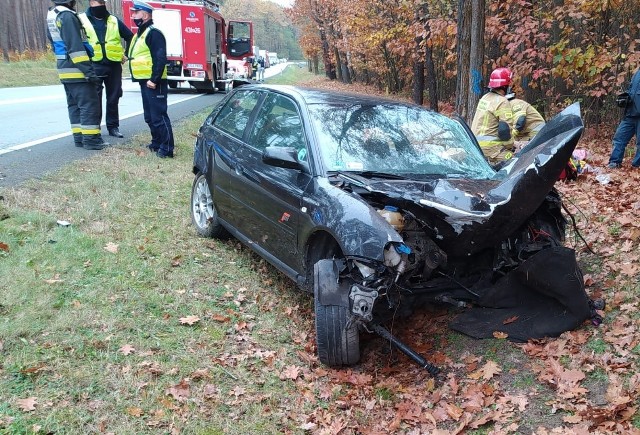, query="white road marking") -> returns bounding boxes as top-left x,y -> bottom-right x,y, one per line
0,95 -> 65,106
0,93 -> 203,156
